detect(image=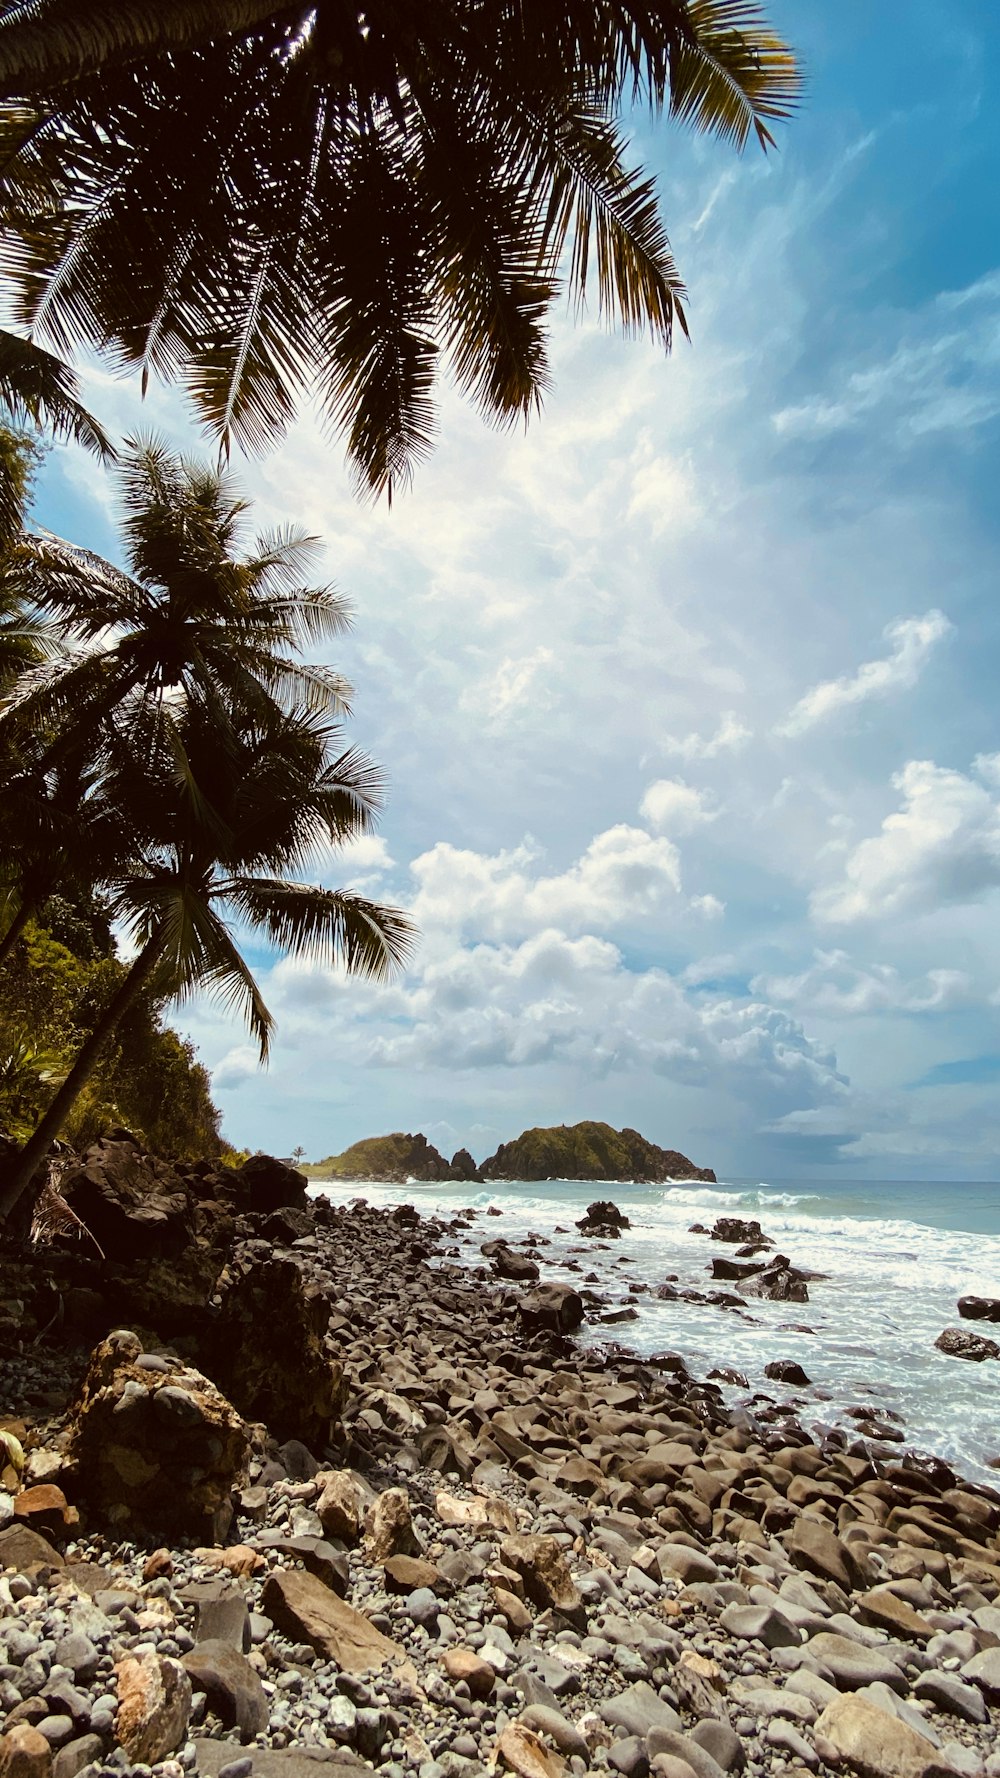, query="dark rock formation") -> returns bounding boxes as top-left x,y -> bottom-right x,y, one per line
576,1200 -> 631,1237
935,1327 -> 1000,1362
710,1217 -> 767,1245
764,1359 -> 812,1386
958,1296 -> 1000,1323
517,1283 -> 585,1335
200,1258 -> 346,1449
